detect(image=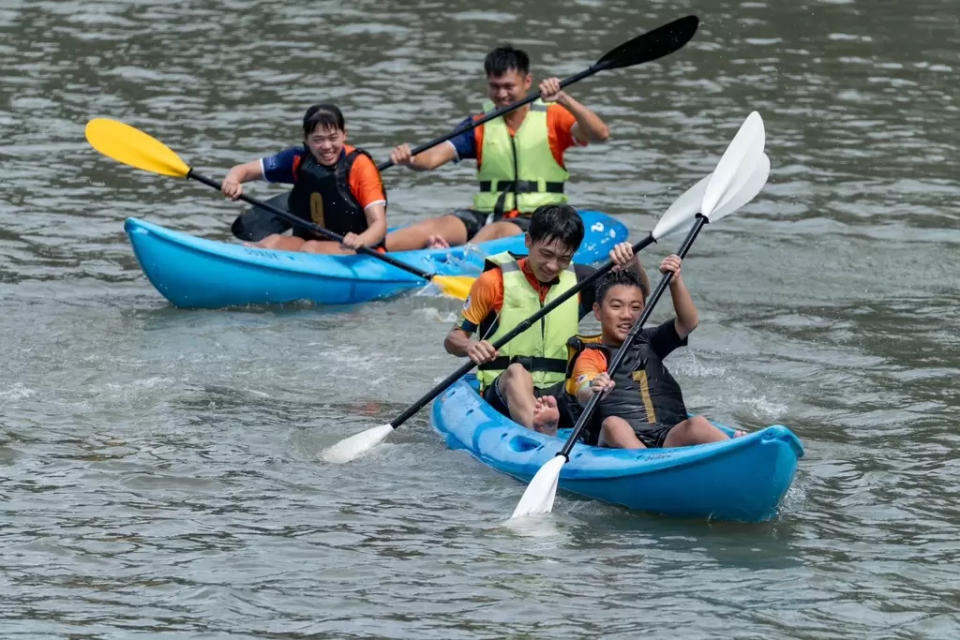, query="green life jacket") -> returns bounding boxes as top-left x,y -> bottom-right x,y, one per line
473,100 -> 570,217
476,252 -> 579,390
